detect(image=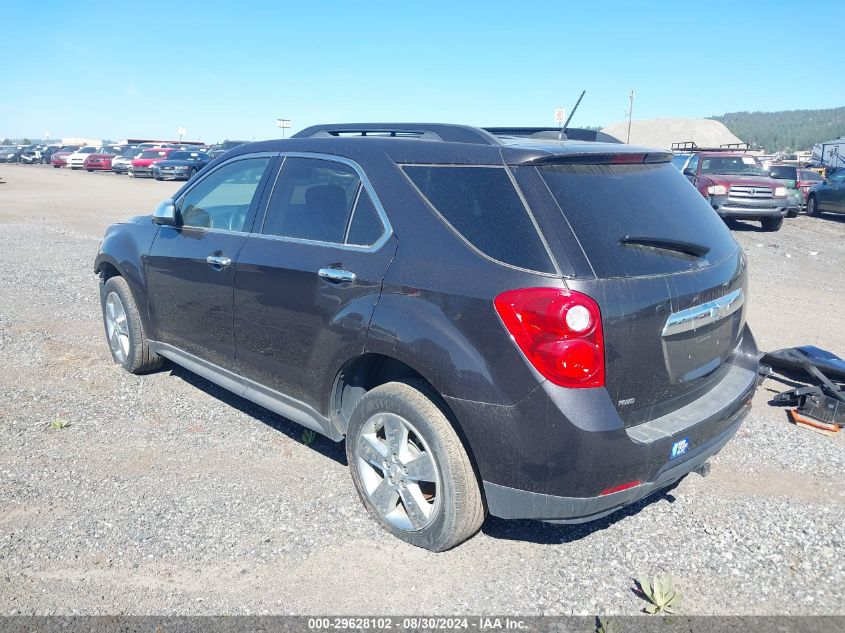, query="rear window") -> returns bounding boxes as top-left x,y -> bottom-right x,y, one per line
767,165 -> 798,180
799,170 -> 822,181
402,165 -> 555,273
536,162 -> 737,278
